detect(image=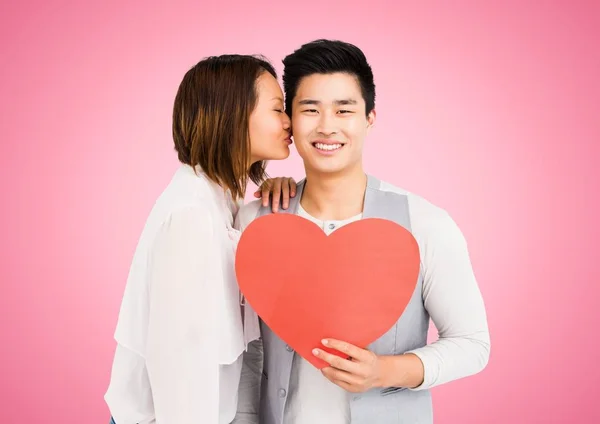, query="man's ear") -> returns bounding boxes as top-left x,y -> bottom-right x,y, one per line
366,109 -> 376,130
